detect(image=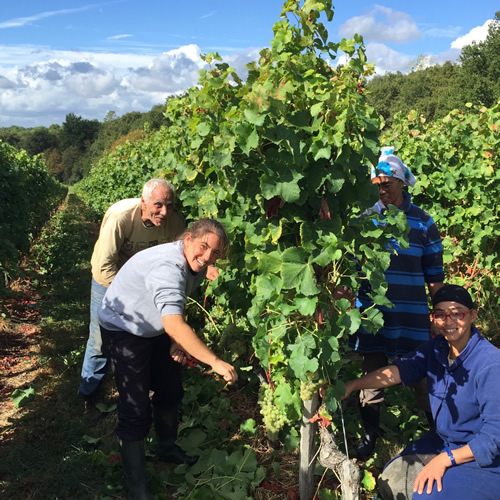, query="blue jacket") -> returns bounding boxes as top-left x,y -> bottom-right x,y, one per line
394,327 -> 500,471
